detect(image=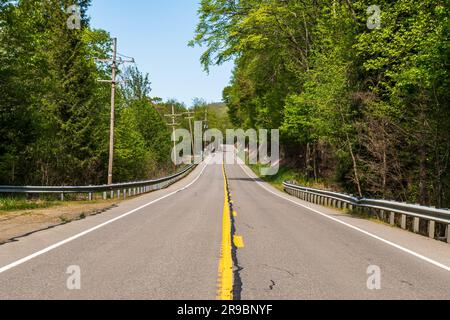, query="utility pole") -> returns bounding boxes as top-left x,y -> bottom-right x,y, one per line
165,105 -> 181,169
96,38 -> 134,185
183,110 -> 195,157
107,38 -> 117,186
